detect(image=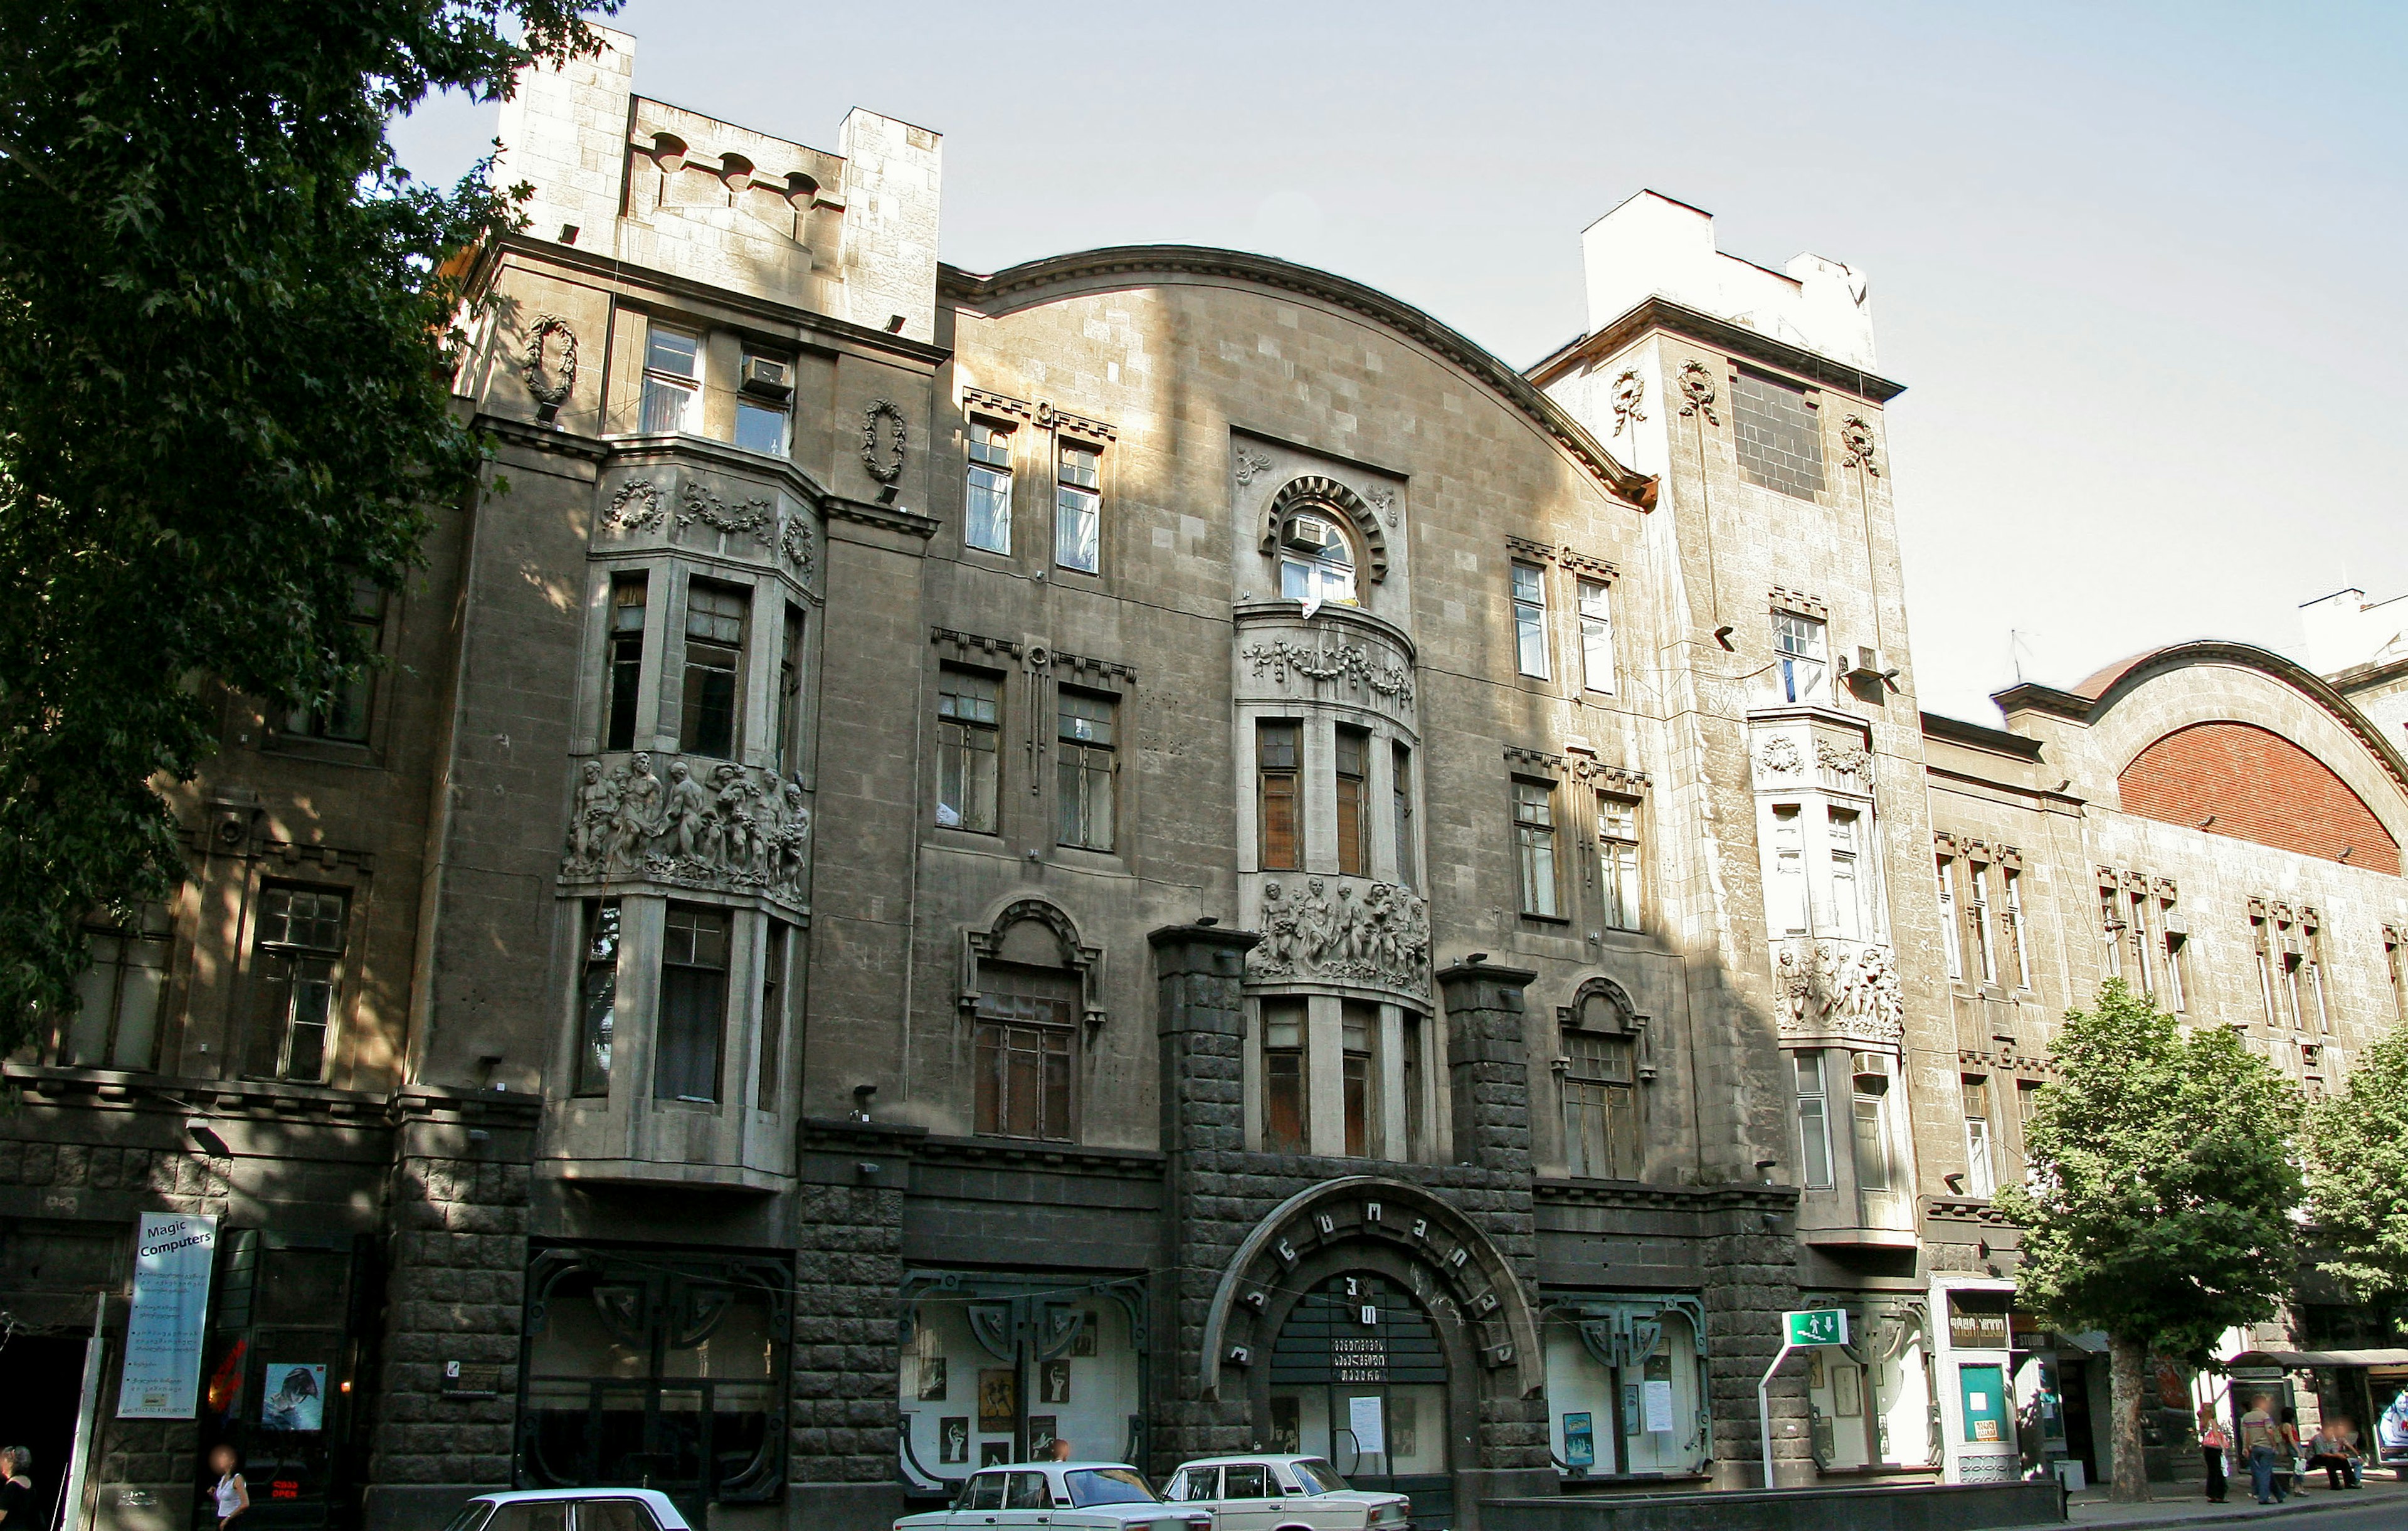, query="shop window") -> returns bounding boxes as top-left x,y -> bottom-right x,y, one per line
937,668 -> 1001,833
59,902 -> 174,1070
1342,1001 -> 1378,1157
1516,780 -> 1561,919
603,573 -> 648,752
1543,1305 -> 1708,1476
1055,443 -> 1101,574
1598,795 -> 1642,933
1771,613 -> 1828,704
282,579 -> 384,743
1793,1052 -> 1834,1190
639,324 -> 702,434
196,1234 -> 367,1522
1257,722 -> 1301,871
1960,1074 -> 1994,1198
655,904 -> 729,1103
1511,561 -> 1550,678
1578,577 -> 1614,693
1057,690 -> 1117,852
680,579 -> 747,759
1562,1028 -> 1639,1180
1392,744 -> 1416,889
573,899 -> 620,1097
1261,999 -> 1306,1154
965,420 -> 1014,554
1278,510 -> 1356,606
247,887 -> 346,1082
523,1248 -> 789,1502
973,963 -> 1079,1142
1334,727 -> 1369,877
